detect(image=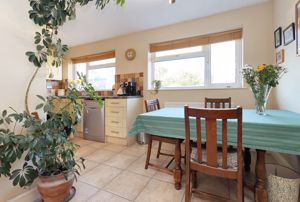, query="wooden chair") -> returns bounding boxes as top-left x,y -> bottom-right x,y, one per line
144,99 -> 182,174
205,97 -> 231,109
184,106 -> 243,202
